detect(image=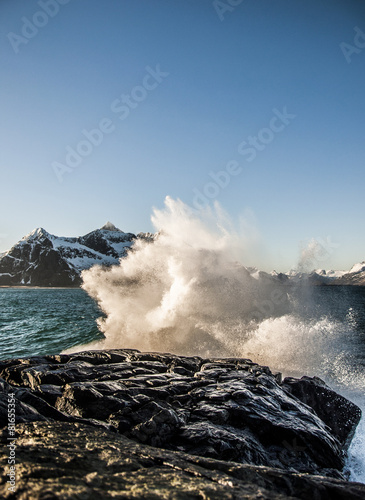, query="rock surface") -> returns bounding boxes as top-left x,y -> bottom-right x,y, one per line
1,421 -> 365,500
282,376 -> 361,450
0,349 -> 363,498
